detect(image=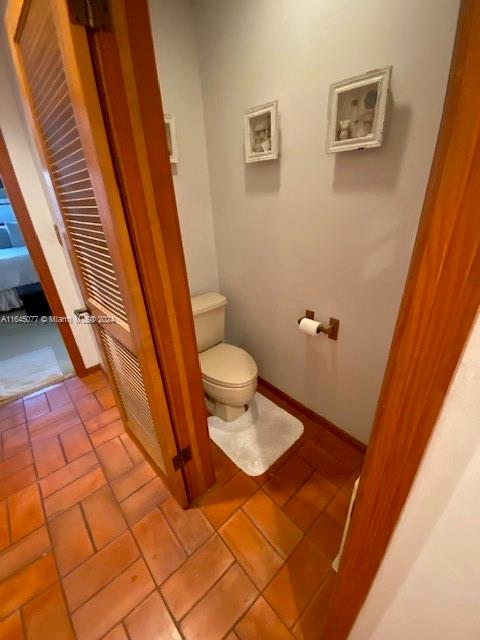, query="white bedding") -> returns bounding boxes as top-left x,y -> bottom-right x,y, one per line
0,246 -> 39,291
